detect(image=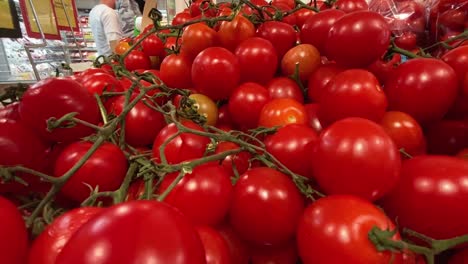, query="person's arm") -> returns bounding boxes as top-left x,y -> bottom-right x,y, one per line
101,9 -> 123,53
